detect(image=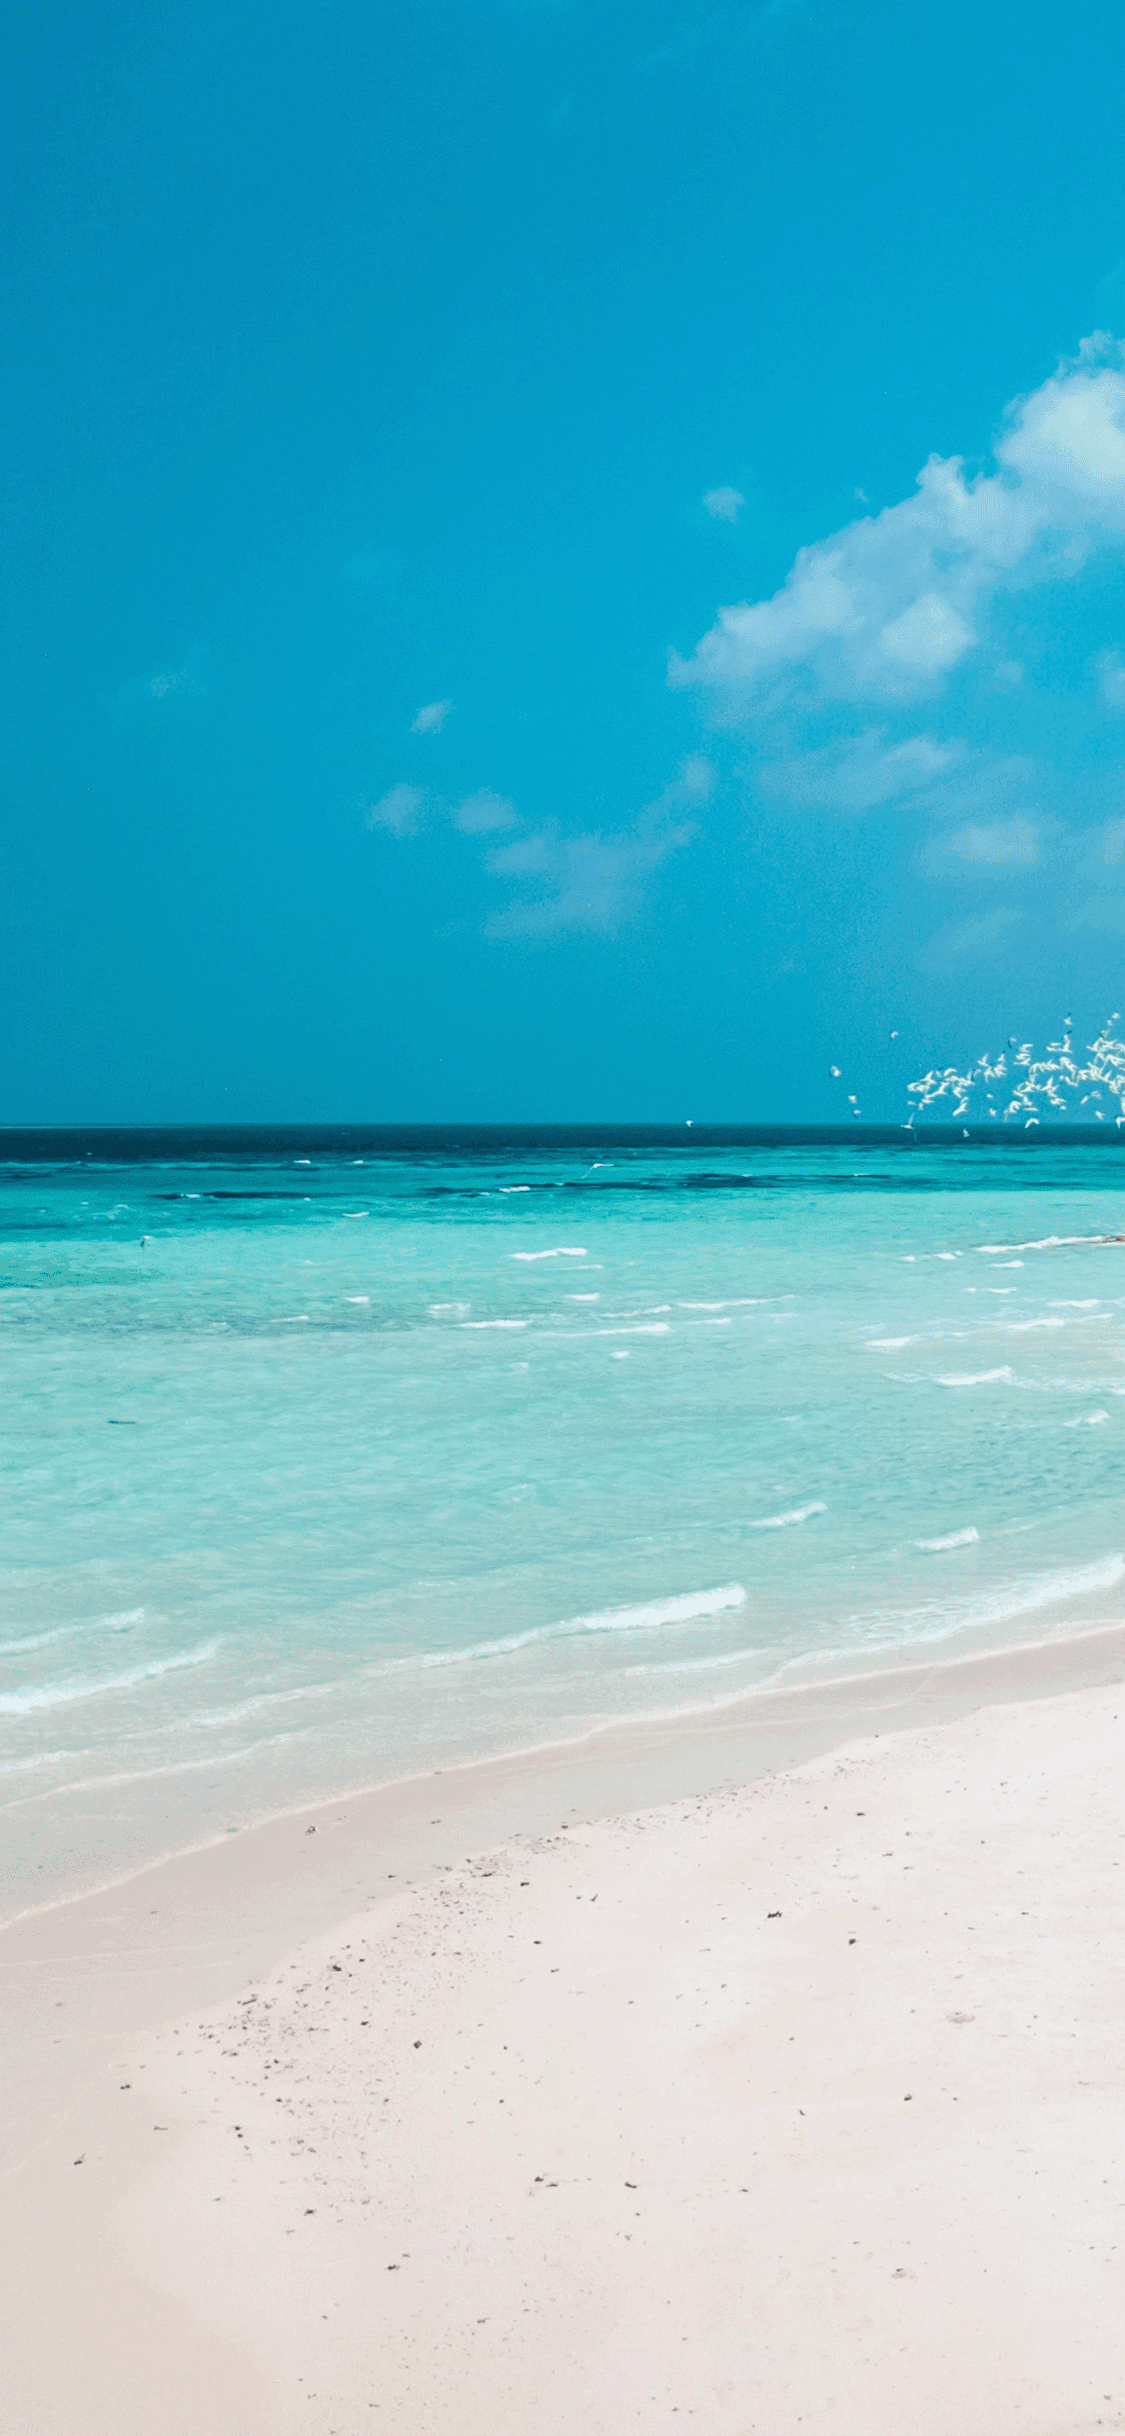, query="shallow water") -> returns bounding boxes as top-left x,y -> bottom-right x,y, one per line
4,1124 -> 1125,1910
